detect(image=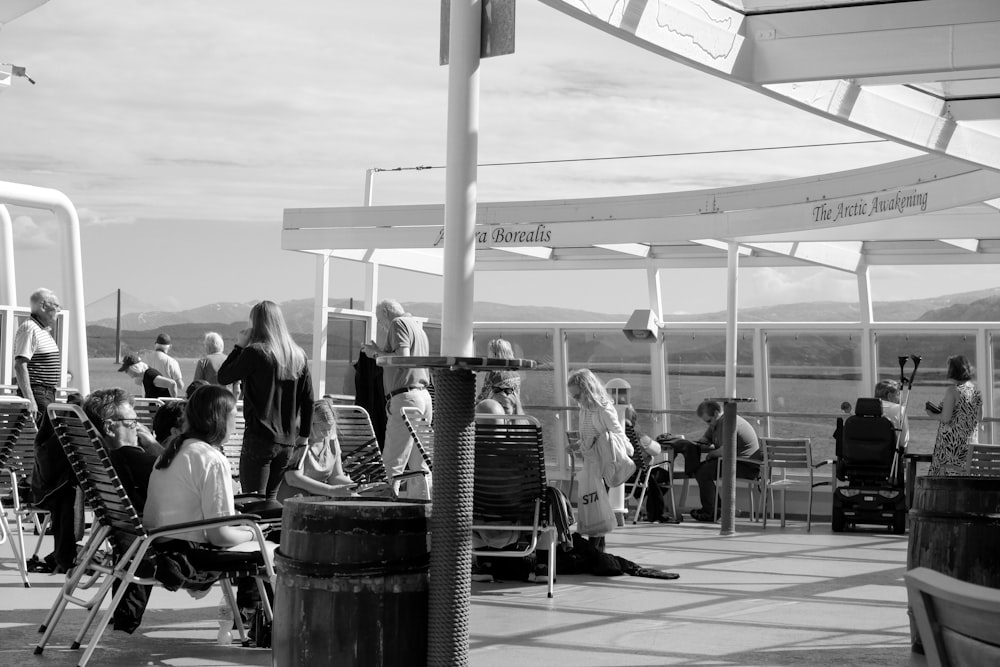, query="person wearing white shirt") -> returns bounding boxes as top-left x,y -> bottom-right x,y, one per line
146,332 -> 184,391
